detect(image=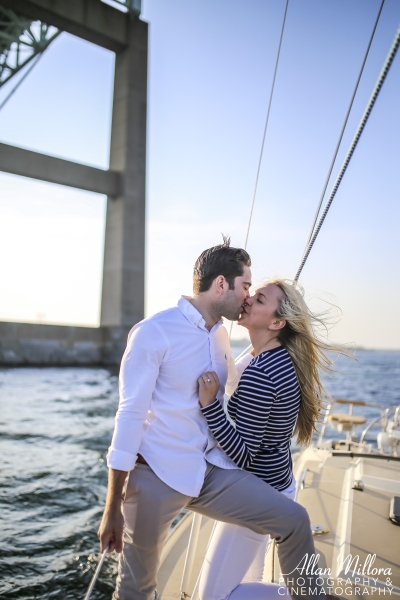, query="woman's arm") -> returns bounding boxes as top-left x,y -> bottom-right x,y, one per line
226,390 -> 239,421
200,366 -> 276,469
